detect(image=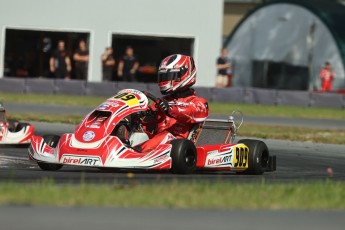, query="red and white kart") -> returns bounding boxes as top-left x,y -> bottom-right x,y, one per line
28,89 -> 276,174
0,102 -> 34,145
